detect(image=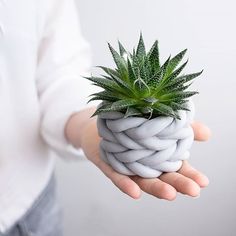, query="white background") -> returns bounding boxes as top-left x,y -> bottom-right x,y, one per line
56,0 -> 236,235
